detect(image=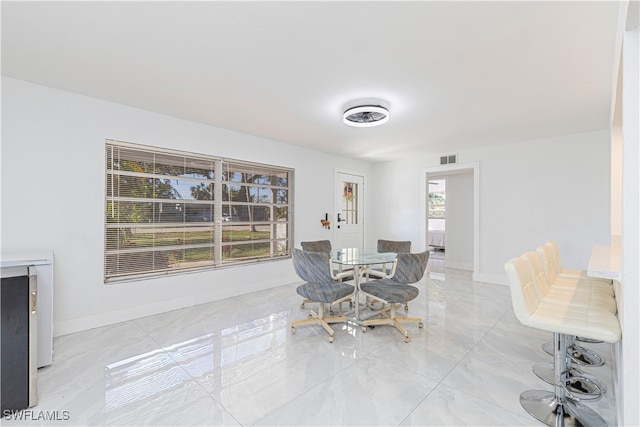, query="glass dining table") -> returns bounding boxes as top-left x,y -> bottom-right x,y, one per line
330,248 -> 397,320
